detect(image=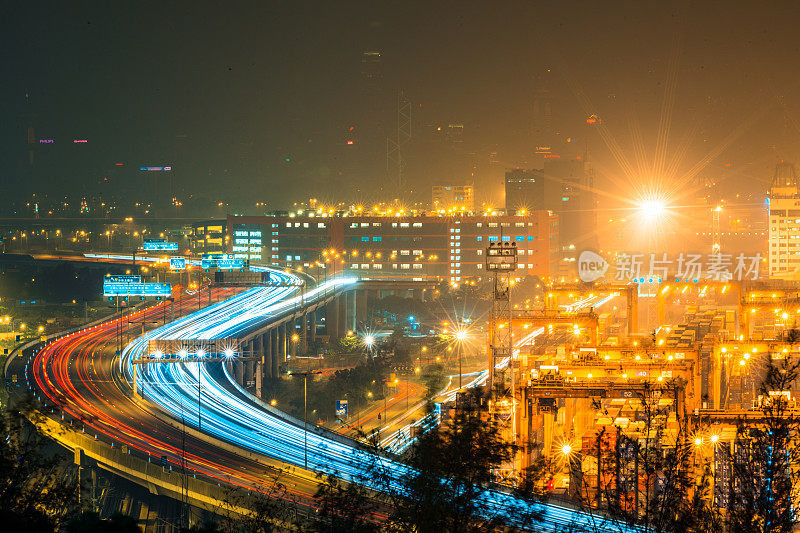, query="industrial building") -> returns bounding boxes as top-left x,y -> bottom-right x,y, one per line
226,211 -> 559,283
